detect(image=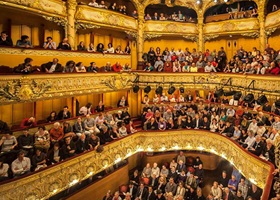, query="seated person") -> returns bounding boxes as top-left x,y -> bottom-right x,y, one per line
0,158 -> 9,182
88,133 -> 100,151
122,63 -> 131,72
115,45 -> 123,54
77,41 -> 86,51
119,123 -> 128,137
46,111 -> 58,123
88,0 -> 99,7
75,62 -> 87,72
47,142 -> 62,165
17,129 -> 34,157
96,43 -> 104,53
122,107 -> 131,124
34,126 -> 50,152
16,35 -> 32,48
61,136 -> 76,160
87,62 -> 98,73
95,101 -> 105,112
84,114 -> 98,134
11,150 -> 31,177
49,122 -> 64,144
103,62 -> 112,72
0,31 -> 13,46
117,96 -> 128,107
63,60 -> 76,73
79,103 -> 92,116
87,43 -> 95,52
105,43 -> 114,53
75,133 -> 90,154
57,106 -> 71,120
14,58 -> 40,74
20,117 -> 37,129
74,117 -> 91,137
0,131 -> 18,155
41,58 -> 63,73
112,62 -> 122,72
62,122 -> 76,138
43,36 -> 56,49
32,148 -> 47,171
143,62 -> 154,72
57,38 -> 71,50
